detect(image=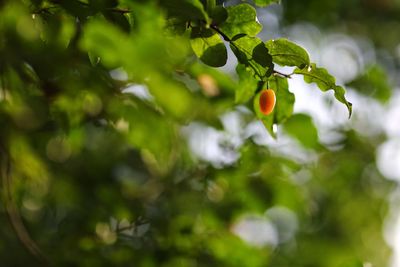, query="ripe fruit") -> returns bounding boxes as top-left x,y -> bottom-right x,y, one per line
259,89 -> 276,115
